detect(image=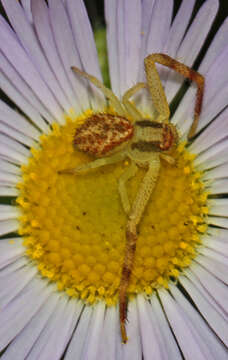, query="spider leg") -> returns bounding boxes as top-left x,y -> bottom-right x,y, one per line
118,162 -> 138,215
71,66 -> 126,117
59,152 -> 126,174
144,54 -> 204,139
160,153 -> 175,165
119,155 -> 160,343
122,83 -> 147,121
